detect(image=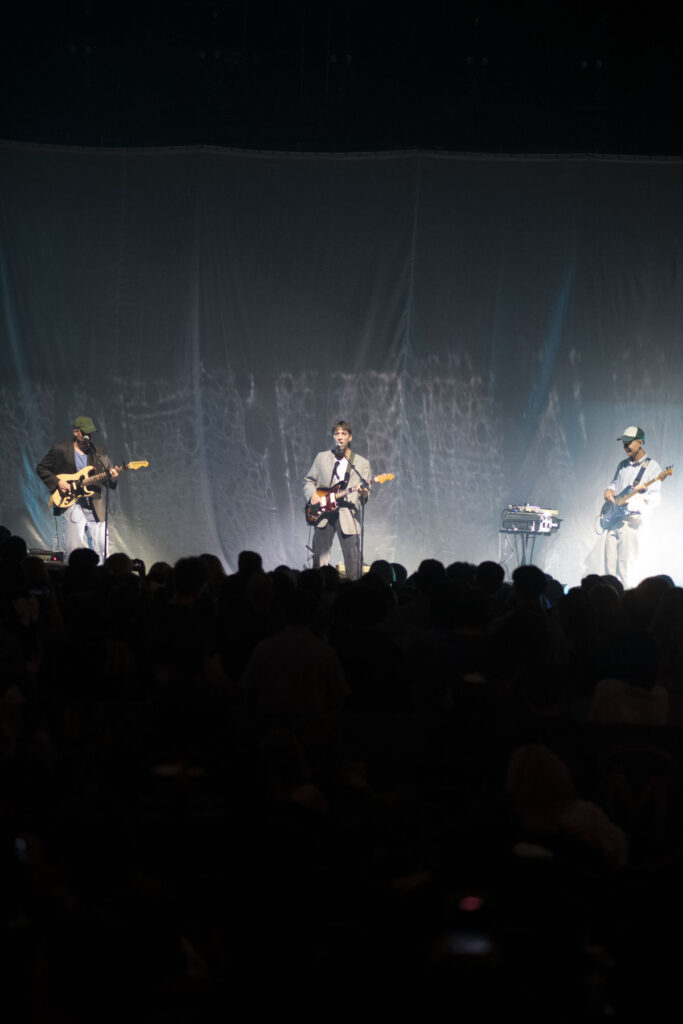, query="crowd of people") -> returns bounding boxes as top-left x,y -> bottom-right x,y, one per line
1,524 -> 682,1018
